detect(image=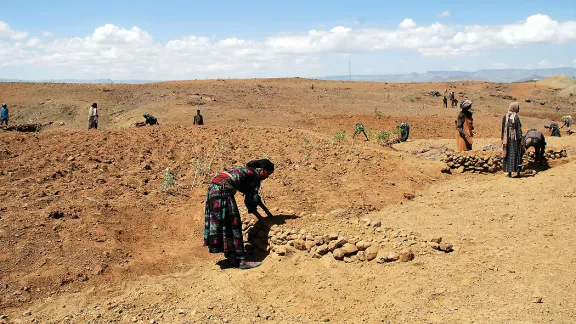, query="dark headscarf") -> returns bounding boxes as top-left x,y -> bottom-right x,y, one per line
246,159 -> 275,173
92,103 -> 98,108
